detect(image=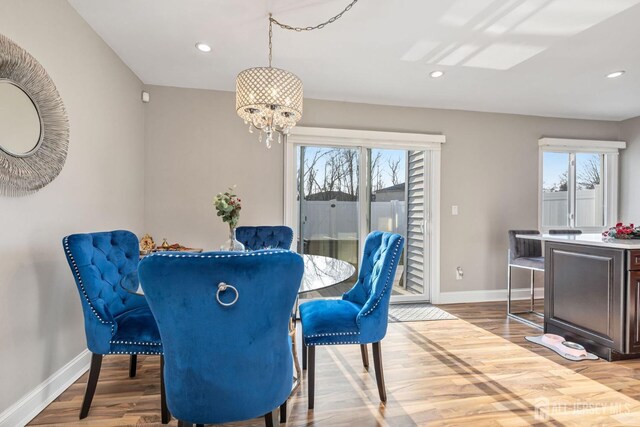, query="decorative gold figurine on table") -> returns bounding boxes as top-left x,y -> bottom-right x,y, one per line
140,235 -> 203,254
139,234 -> 155,254
160,238 -> 170,249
